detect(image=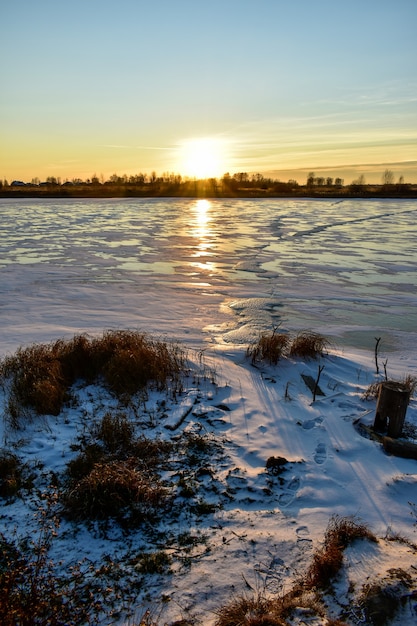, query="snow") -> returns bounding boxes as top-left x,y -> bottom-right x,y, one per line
1,197 -> 417,624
